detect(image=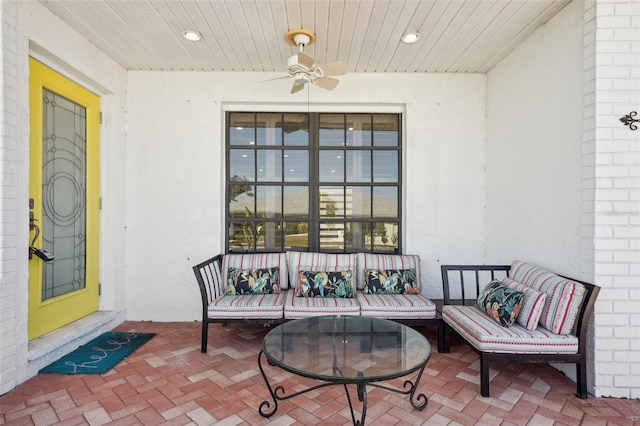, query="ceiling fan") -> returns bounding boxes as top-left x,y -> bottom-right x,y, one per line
278,29 -> 347,94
